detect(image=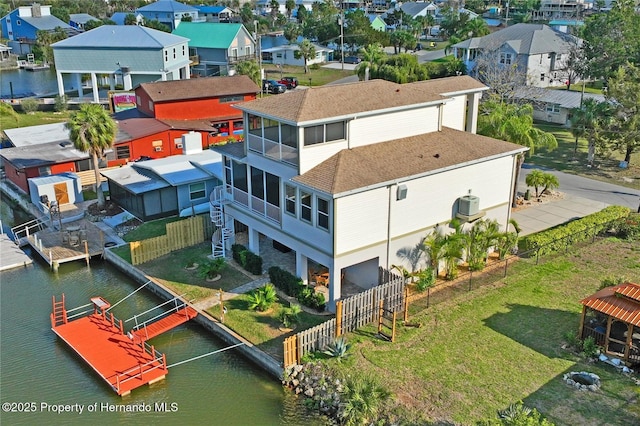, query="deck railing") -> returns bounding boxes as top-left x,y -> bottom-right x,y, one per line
115,343 -> 166,394
126,295 -> 189,333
